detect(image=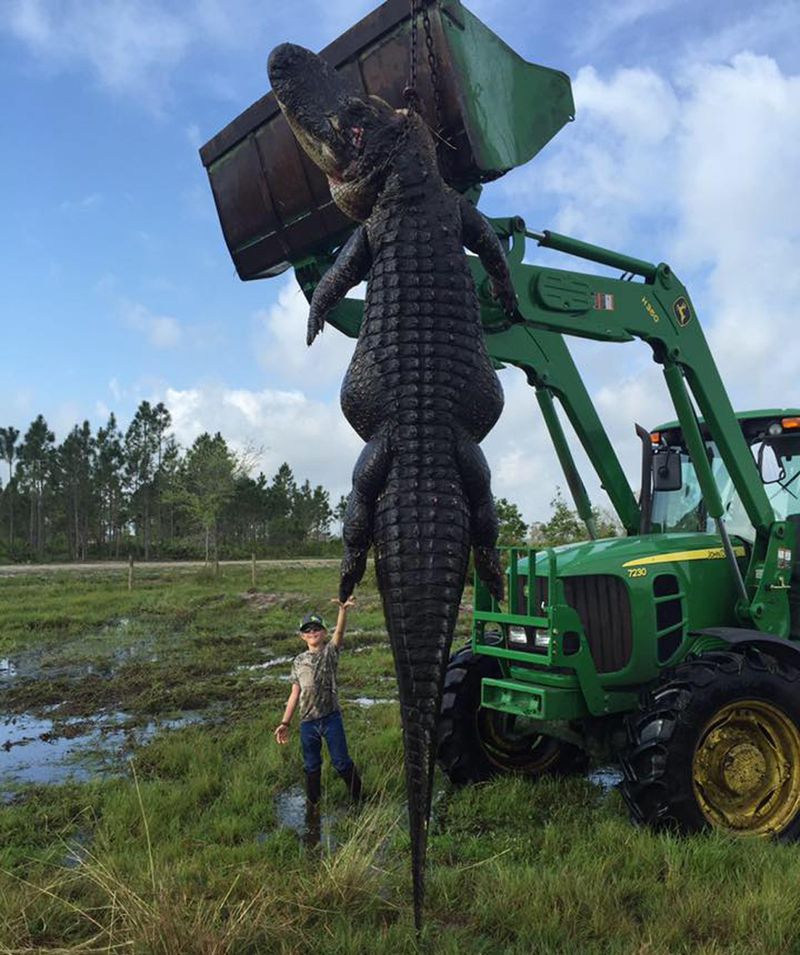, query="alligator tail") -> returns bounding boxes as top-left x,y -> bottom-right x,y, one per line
372,429 -> 472,930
